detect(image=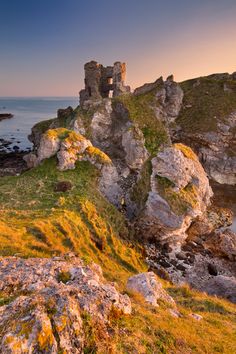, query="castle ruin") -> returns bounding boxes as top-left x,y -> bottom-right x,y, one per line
79,61 -> 130,106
